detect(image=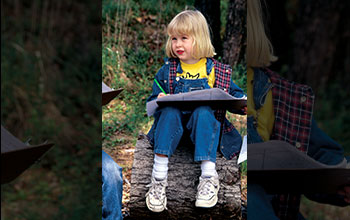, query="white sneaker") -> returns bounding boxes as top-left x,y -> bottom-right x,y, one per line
195,176 -> 220,208
145,176 -> 168,212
